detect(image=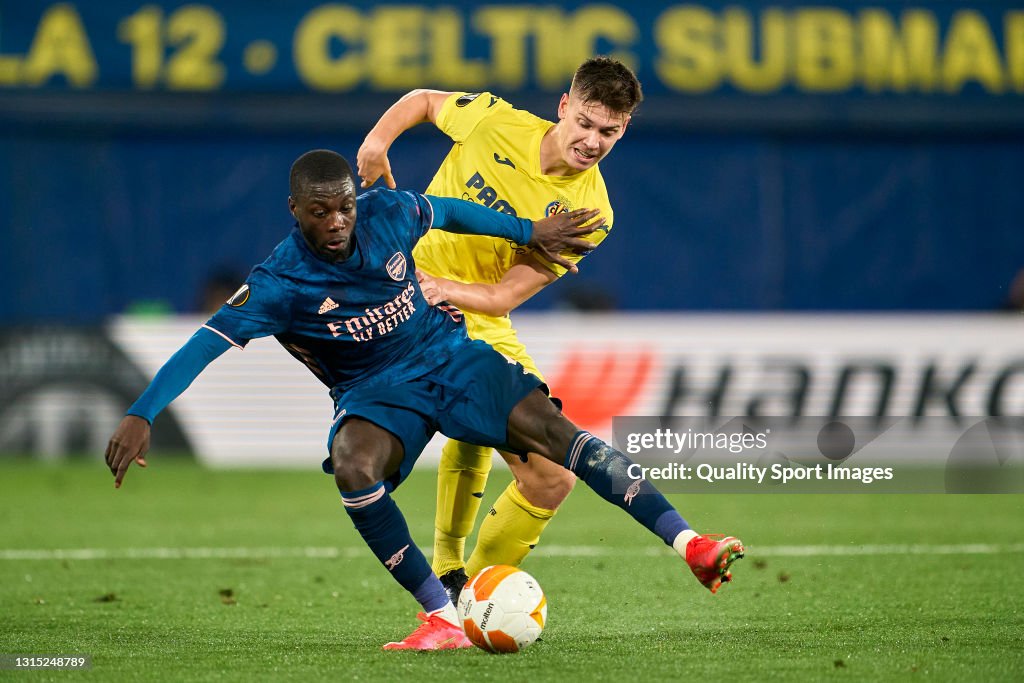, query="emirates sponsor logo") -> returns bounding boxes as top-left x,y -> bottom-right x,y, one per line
326,282 -> 417,343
